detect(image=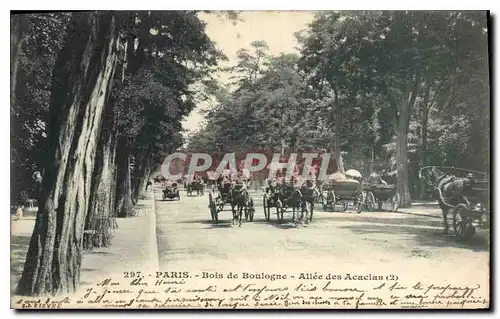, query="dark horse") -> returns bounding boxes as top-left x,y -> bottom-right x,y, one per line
229,183 -> 254,227
420,166 -> 476,235
299,180 -> 320,223
187,179 -> 204,196
277,182 -> 307,222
